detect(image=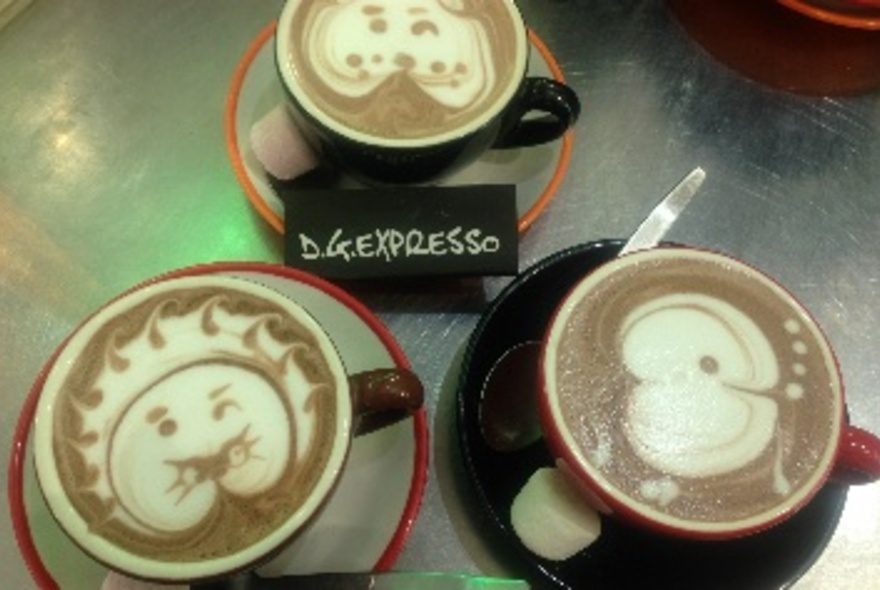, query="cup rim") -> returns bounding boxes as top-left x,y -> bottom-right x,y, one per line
31,274 -> 354,582
274,0 -> 530,149
538,245 -> 846,539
